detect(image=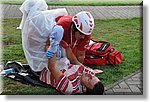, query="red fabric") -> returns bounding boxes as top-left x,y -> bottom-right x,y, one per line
84,57 -> 108,65
83,40 -> 122,65
56,16 -> 91,52
108,50 -> 122,65
86,40 -> 112,55
56,75 -> 67,91
39,65 -> 94,94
